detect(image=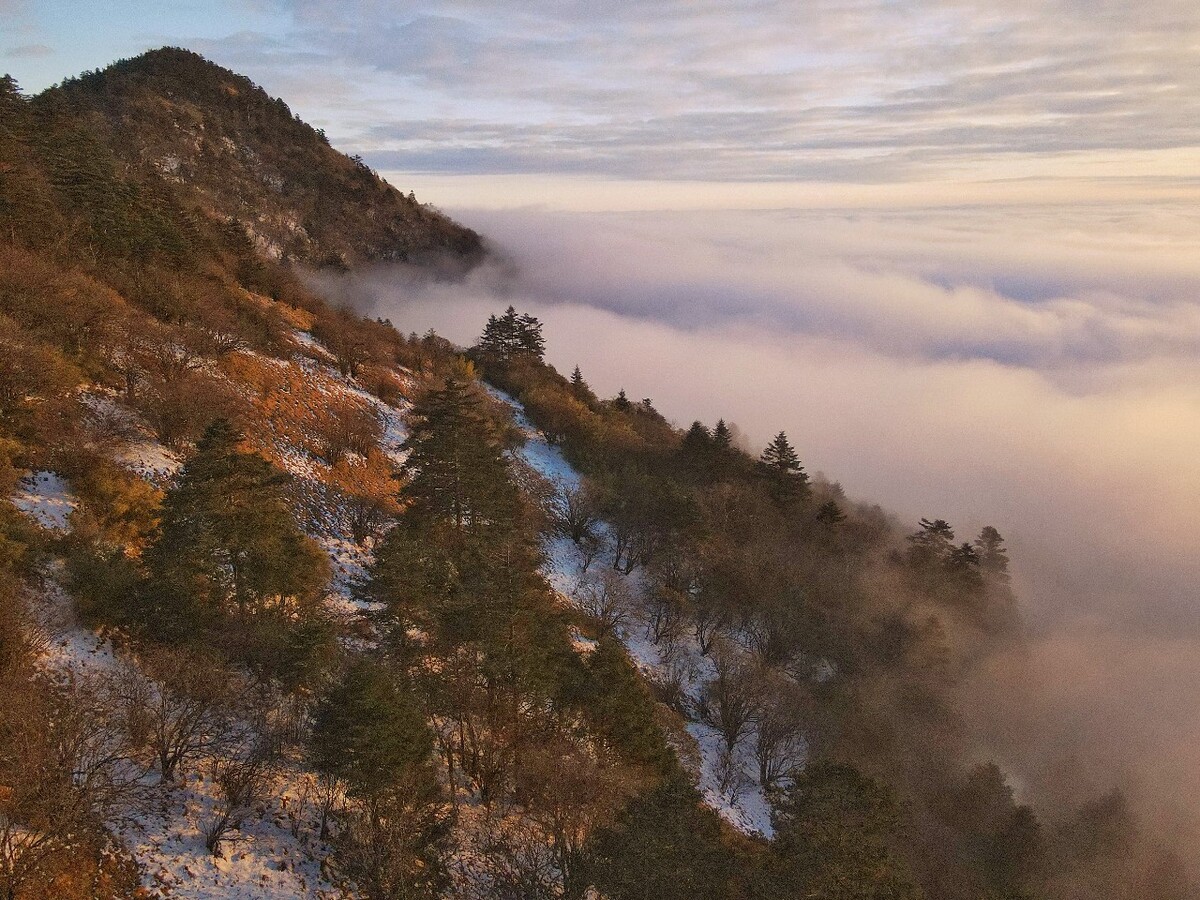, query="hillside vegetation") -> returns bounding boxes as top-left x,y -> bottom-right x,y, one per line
0,51 -> 1192,900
